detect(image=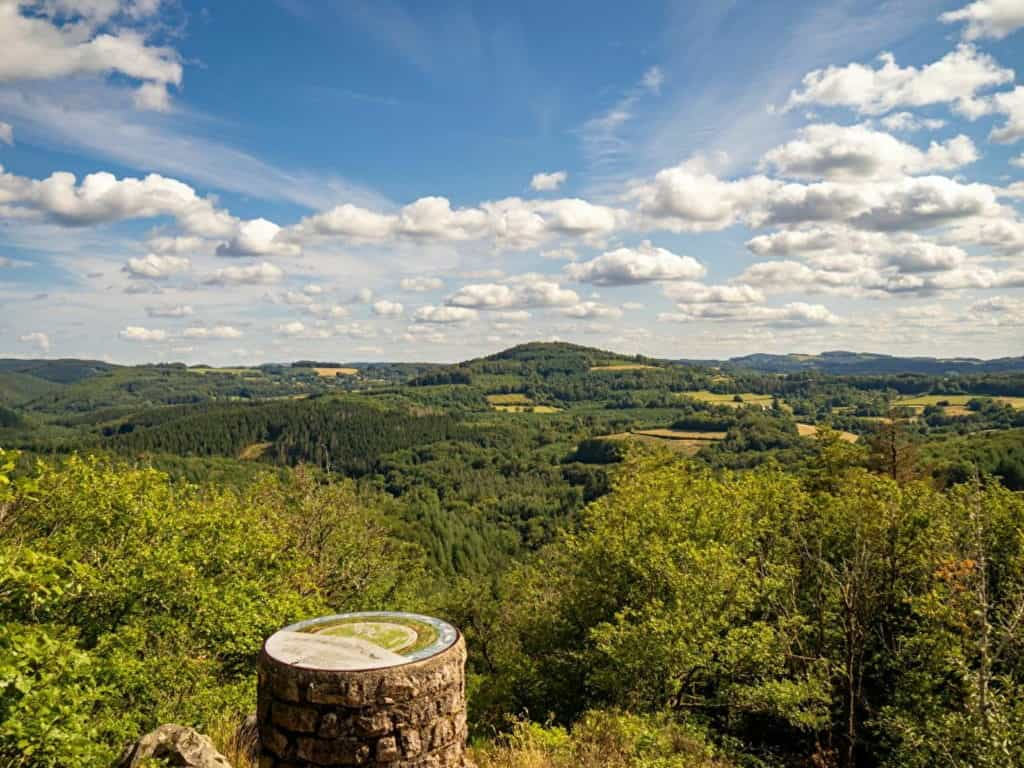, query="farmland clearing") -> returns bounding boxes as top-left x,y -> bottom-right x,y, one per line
795,423 -> 859,443
312,367 -> 359,377
601,428 -> 726,456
